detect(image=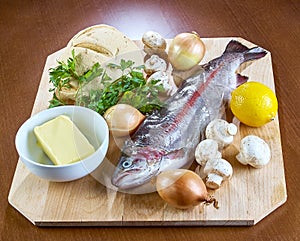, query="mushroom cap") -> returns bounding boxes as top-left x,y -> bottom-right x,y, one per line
194,139 -> 221,166
194,165 -> 206,179
202,158 -> 233,190
236,135 -> 271,168
142,31 -> 167,50
205,119 -> 237,150
147,71 -> 178,97
203,158 -> 233,179
144,55 -> 167,75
